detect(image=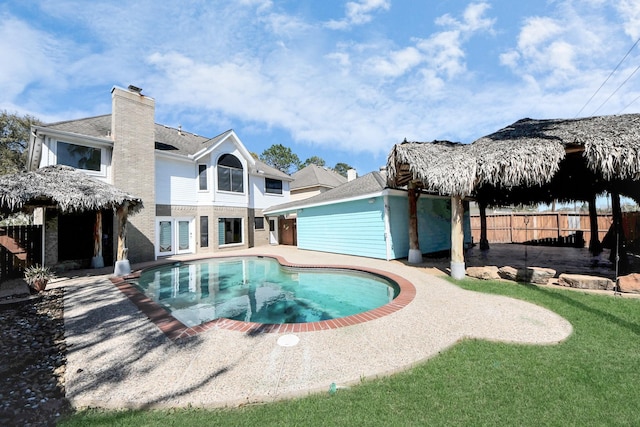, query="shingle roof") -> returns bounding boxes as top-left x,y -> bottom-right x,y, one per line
42,115 -> 291,180
290,164 -> 347,190
45,114 -> 112,139
264,170 -> 387,214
